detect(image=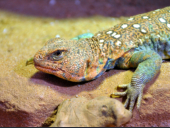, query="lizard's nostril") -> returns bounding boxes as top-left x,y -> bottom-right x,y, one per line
37,54 -> 43,60
34,54 -> 43,66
